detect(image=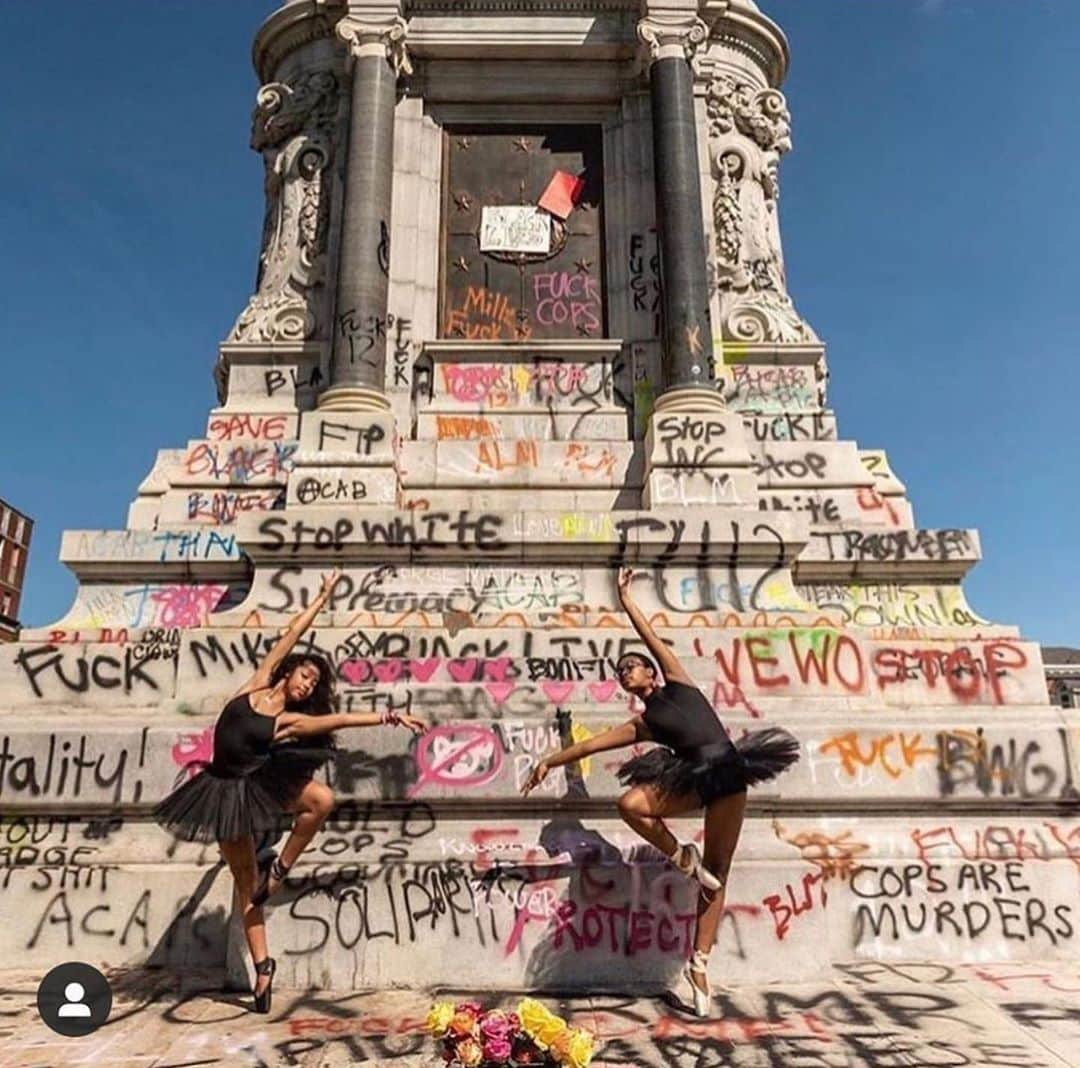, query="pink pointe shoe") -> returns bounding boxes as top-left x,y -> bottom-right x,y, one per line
671,841 -> 723,893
